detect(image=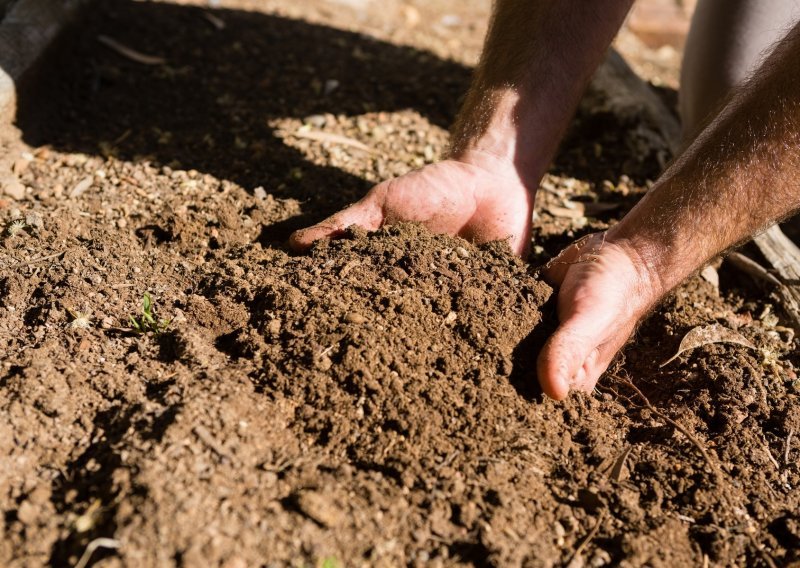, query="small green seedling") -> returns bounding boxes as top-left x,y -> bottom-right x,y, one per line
129,292 -> 171,335
319,557 -> 341,568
